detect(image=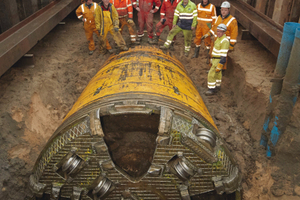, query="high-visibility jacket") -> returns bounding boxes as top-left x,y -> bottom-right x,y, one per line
211,34 -> 229,59
76,3 -> 98,29
210,14 -> 238,48
132,0 -> 161,13
95,2 -> 119,35
110,0 -> 134,19
196,3 -> 217,25
173,0 -> 197,30
160,0 -> 180,20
